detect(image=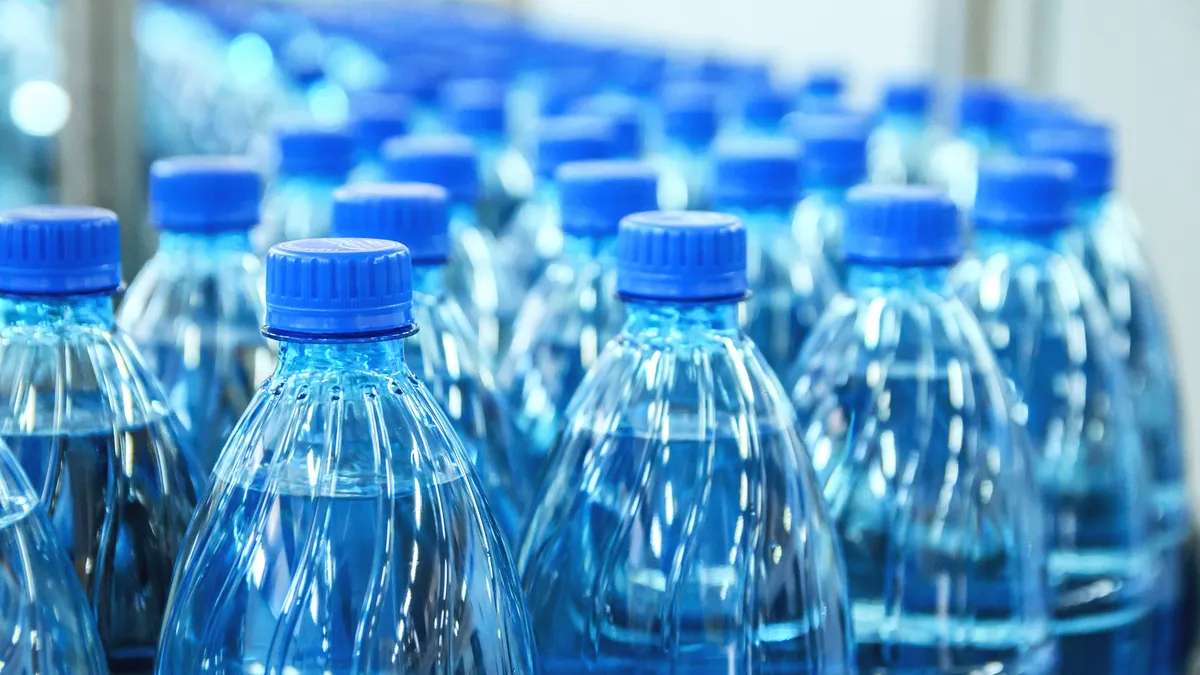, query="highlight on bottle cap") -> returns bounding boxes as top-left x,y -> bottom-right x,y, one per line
331,183 -> 451,265
617,210 -> 747,302
265,237 -> 415,337
0,205 -> 122,295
